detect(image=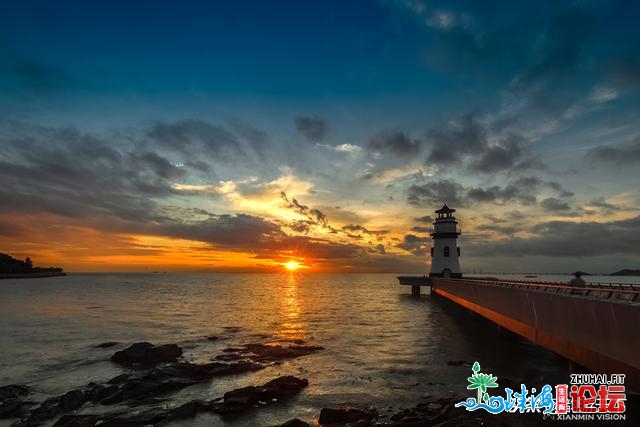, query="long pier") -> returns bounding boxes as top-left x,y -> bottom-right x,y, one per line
400,276 -> 640,391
